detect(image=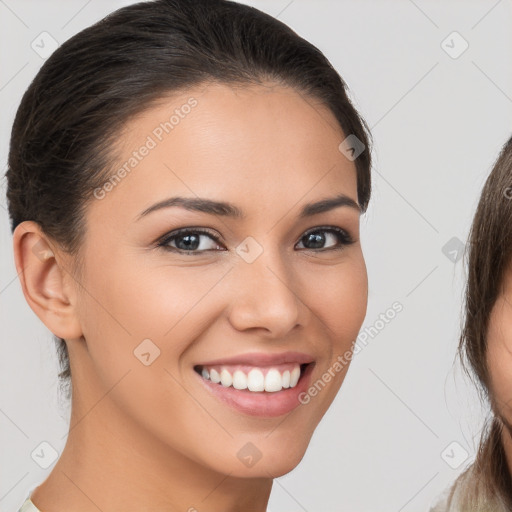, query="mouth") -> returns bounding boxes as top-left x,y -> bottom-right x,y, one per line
192,353 -> 316,418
